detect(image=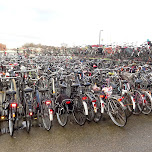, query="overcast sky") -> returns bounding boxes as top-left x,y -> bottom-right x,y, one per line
0,0 -> 152,48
